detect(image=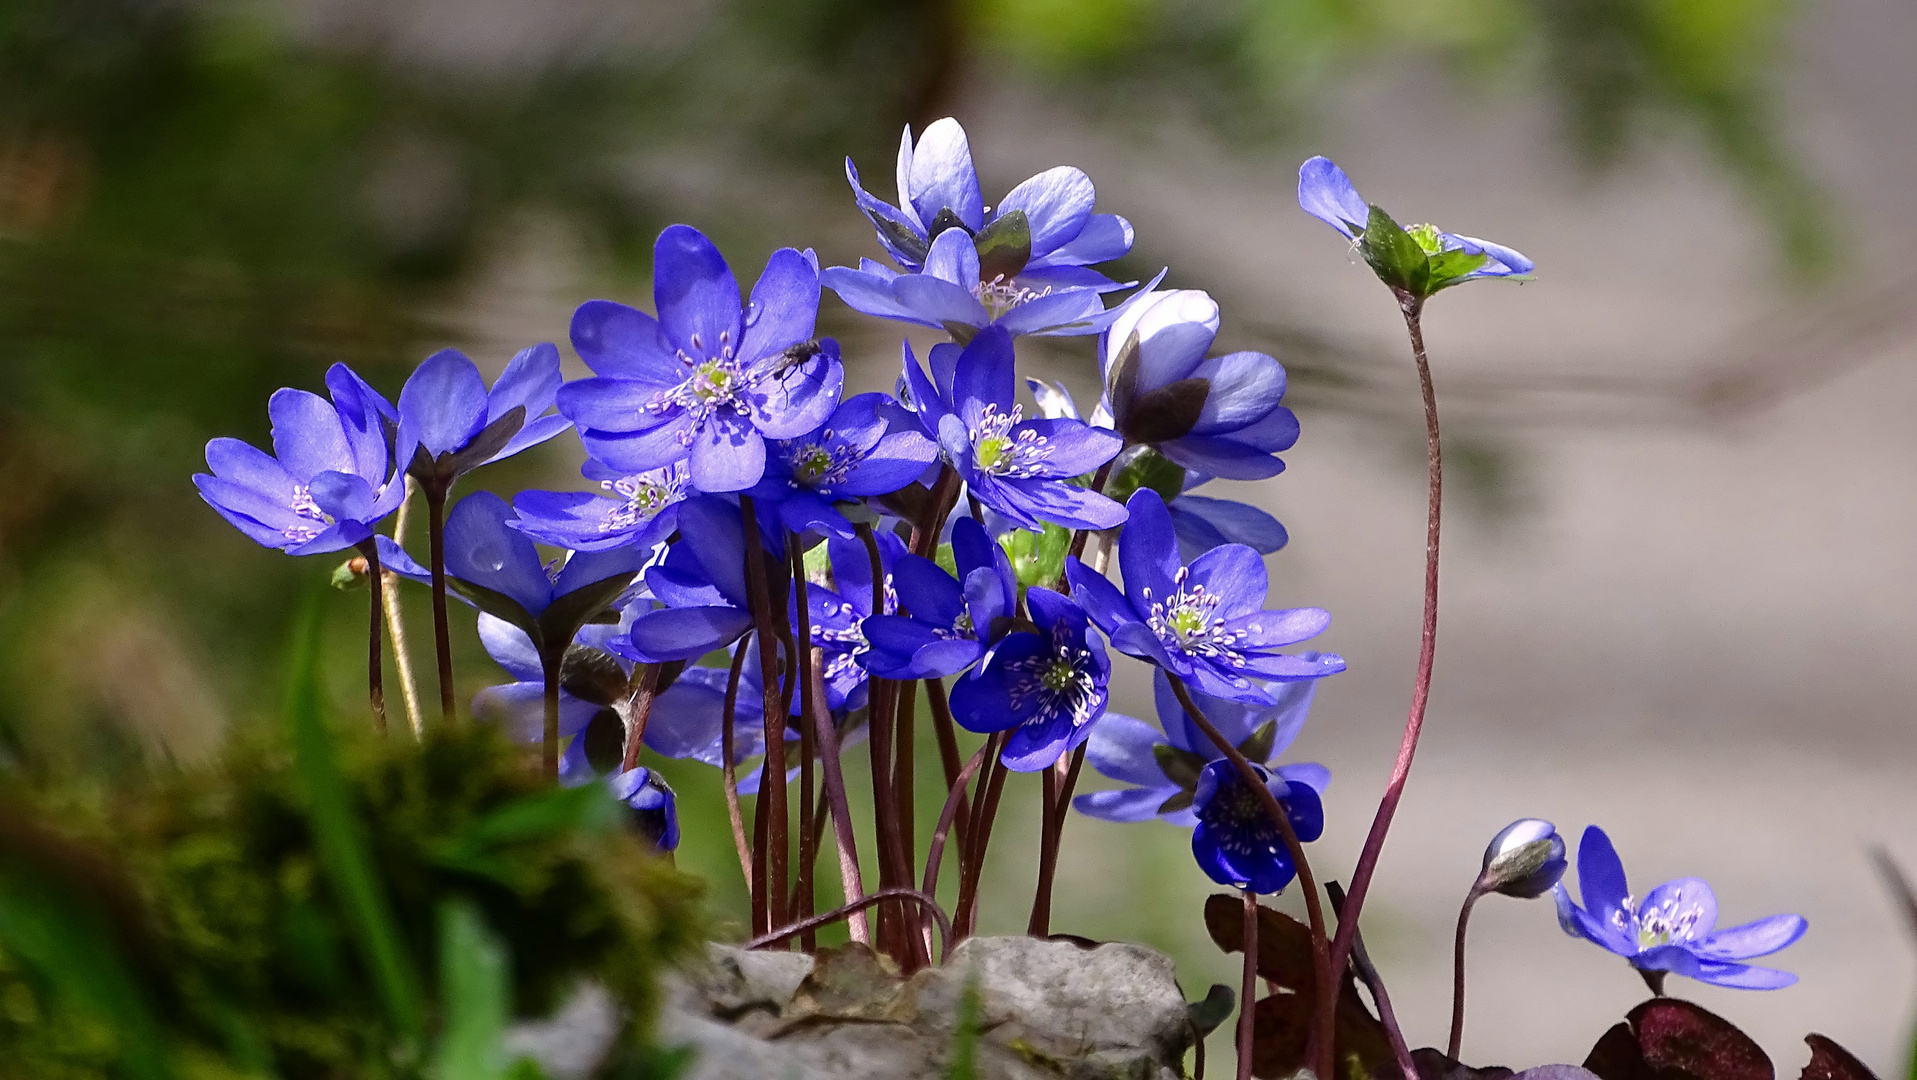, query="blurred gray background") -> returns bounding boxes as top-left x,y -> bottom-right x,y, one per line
3,0 -> 1913,1071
